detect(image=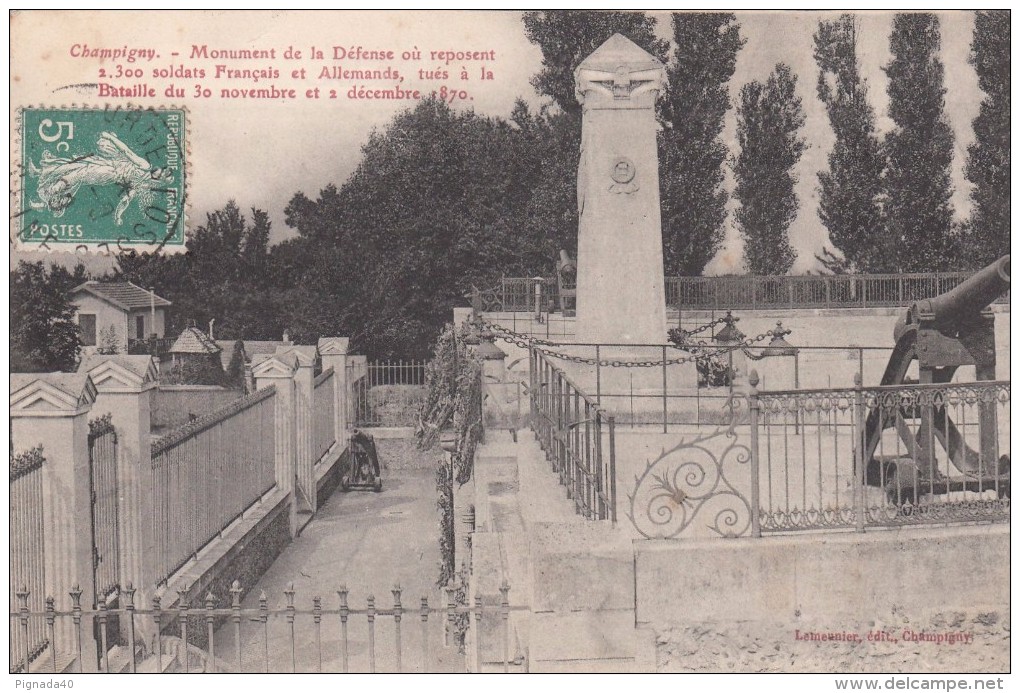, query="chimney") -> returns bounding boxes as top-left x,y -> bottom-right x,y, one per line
209,318 -> 216,340
283,329 -> 291,345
